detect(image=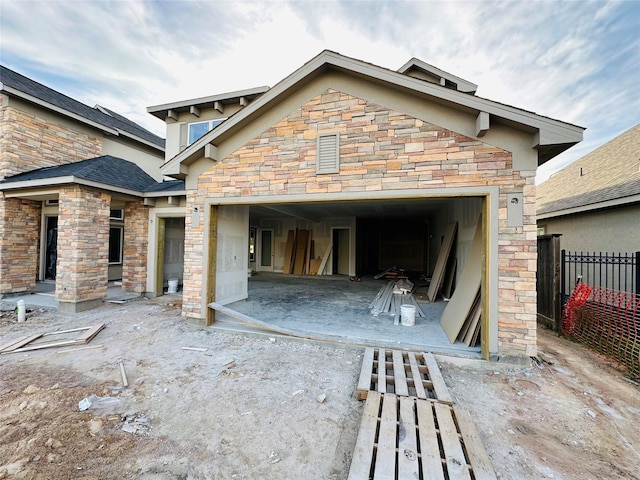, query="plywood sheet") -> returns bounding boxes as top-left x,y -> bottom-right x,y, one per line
293,229 -> 309,275
427,222 -> 457,302
440,220 -> 482,343
282,230 -> 295,274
